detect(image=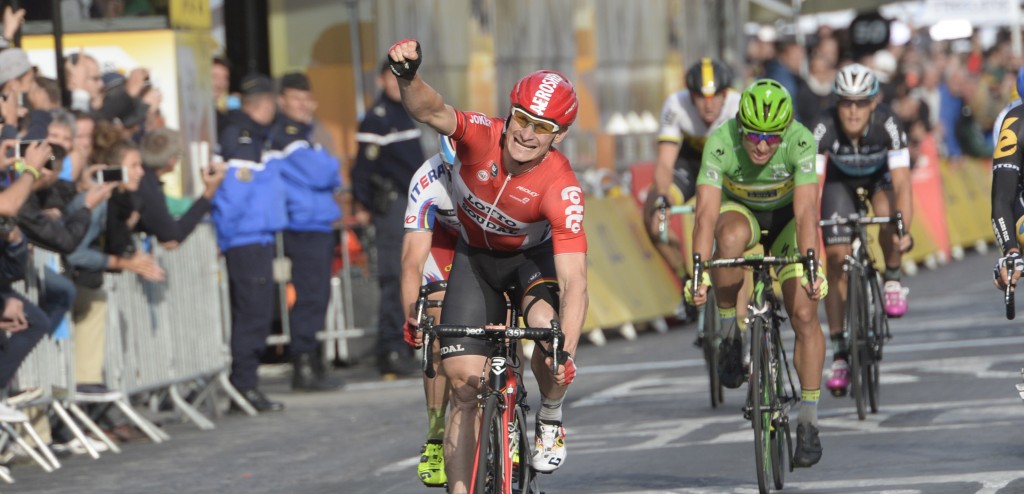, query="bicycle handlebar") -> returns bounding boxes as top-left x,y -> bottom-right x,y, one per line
692,249 -> 818,293
819,211 -> 906,240
656,203 -> 695,243
421,321 -> 564,379
1007,280 -> 1016,321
